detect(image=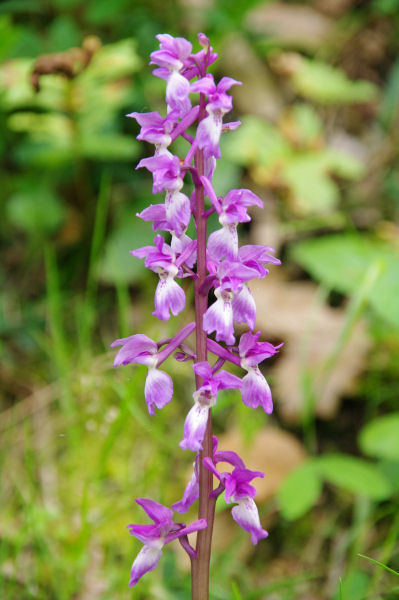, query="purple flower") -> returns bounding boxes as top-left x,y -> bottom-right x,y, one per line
137,154 -> 191,235
179,362 -> 241,451
203,458 -> 268,545
203,260 -> 259,345
203,285 -> 235,345
239,331 -> 282,414
127,498 -> 207,586
171,231 -> 197,269
202,183 -> 264,260
238,244 -> 281,278
137,154 -> 183,194
110,334 -> 173,415
202,245 -> 280,340
175,435 -> 267,545
126,110 -> 179,155
174,436 -> 244,514
182,33 -> 218,80
190,75 -> 241,157
131,235 -> 194,321
150,34 -> 193,117
172,454 -> 200,513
